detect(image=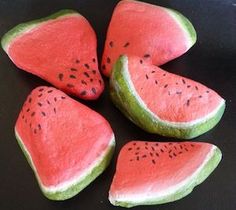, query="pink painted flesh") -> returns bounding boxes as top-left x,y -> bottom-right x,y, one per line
15,86 -> 113,187
102,0 -> 190,76
128,56 -> 223,122
110,141 -> 213,196
8,15 -> 104,100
